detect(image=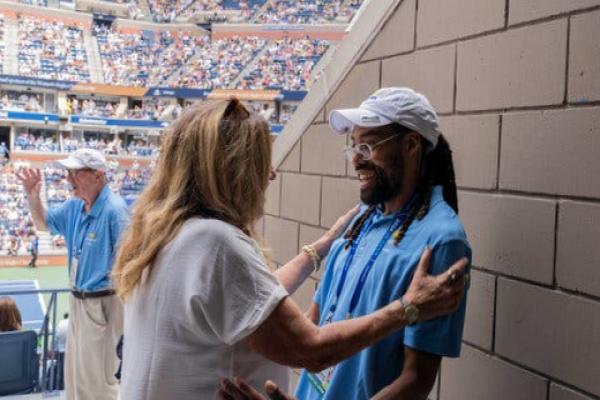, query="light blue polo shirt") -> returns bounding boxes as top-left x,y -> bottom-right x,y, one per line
47,185 -> 130,292
295,186 -> 471,400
